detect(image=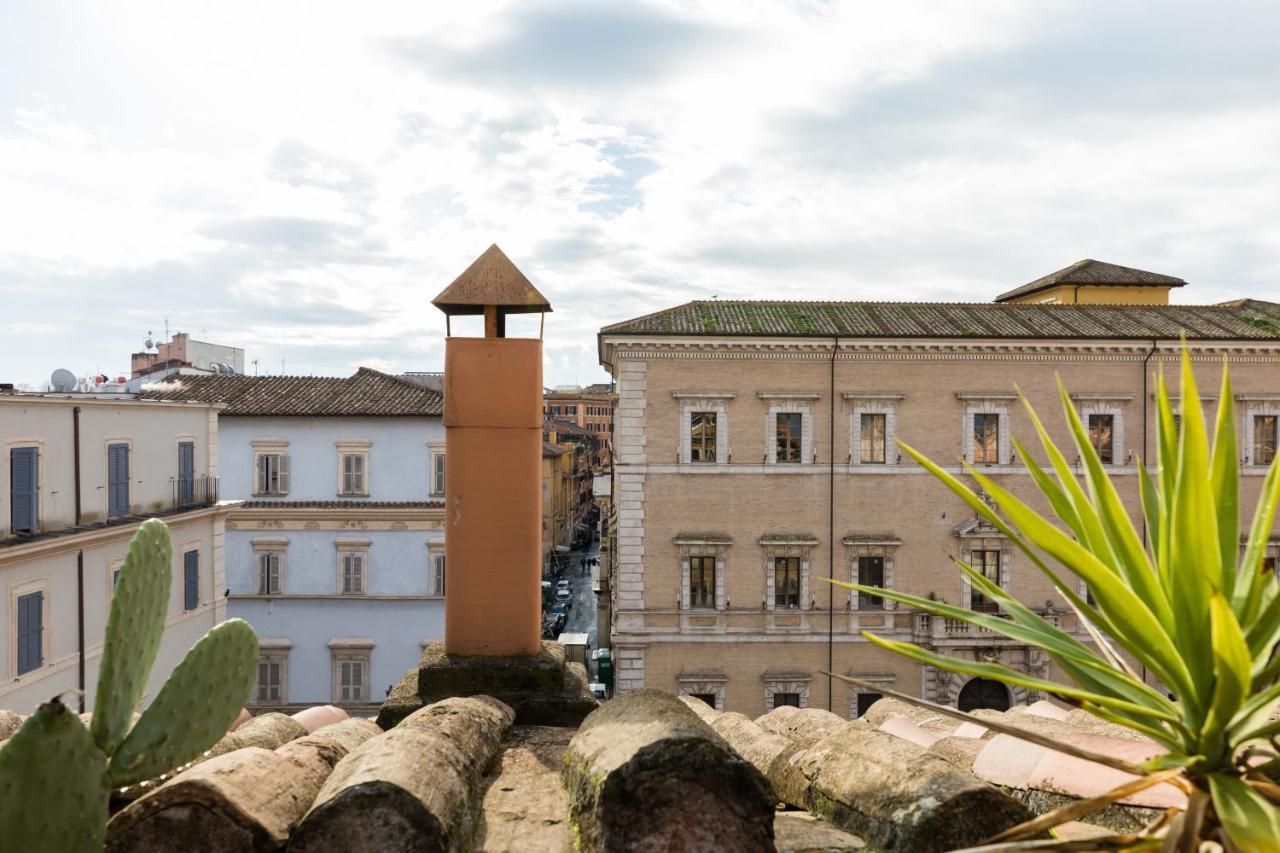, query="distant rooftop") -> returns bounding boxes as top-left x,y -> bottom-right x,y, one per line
994,259 -> 1186,303
137,367 -> 443,417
